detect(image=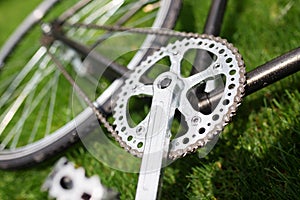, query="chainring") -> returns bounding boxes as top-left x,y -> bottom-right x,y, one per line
112,35 -> 245,159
